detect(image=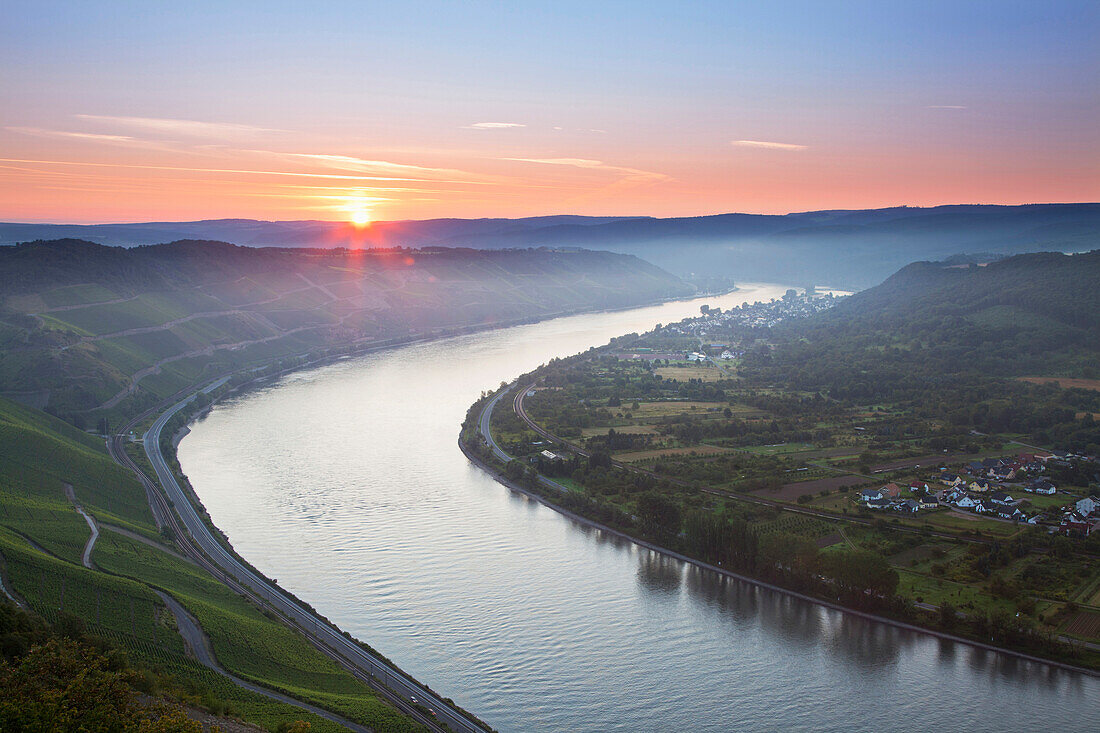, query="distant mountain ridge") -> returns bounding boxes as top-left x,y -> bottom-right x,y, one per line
2,203 -> 1097,288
